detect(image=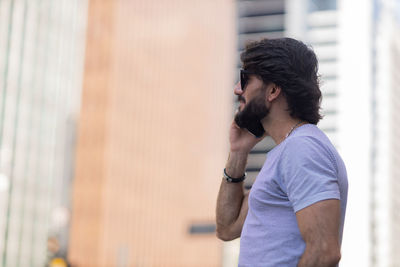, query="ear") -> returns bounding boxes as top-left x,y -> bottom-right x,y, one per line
267,84 -> 281,102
